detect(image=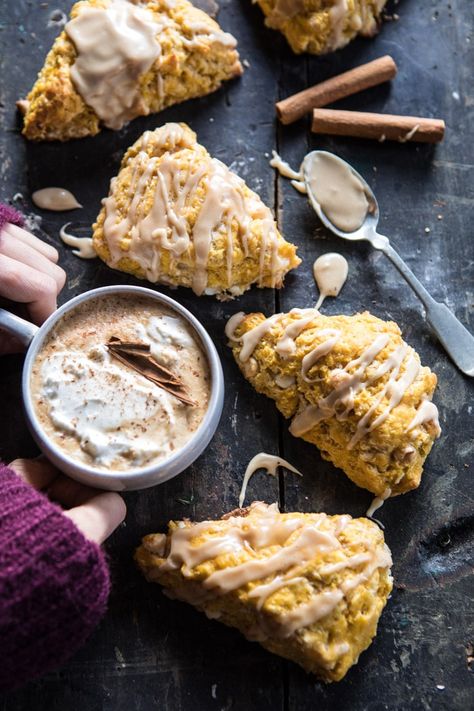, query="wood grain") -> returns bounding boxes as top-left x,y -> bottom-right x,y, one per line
0,0 -> 473,709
